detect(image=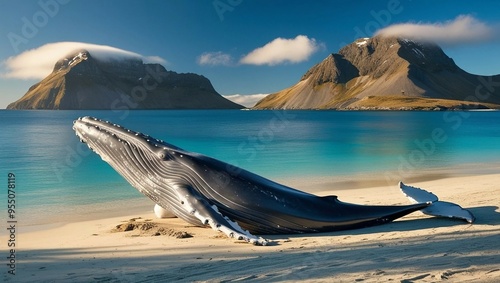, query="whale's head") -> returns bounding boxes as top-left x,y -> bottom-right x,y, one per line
73,116 -> 187,194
